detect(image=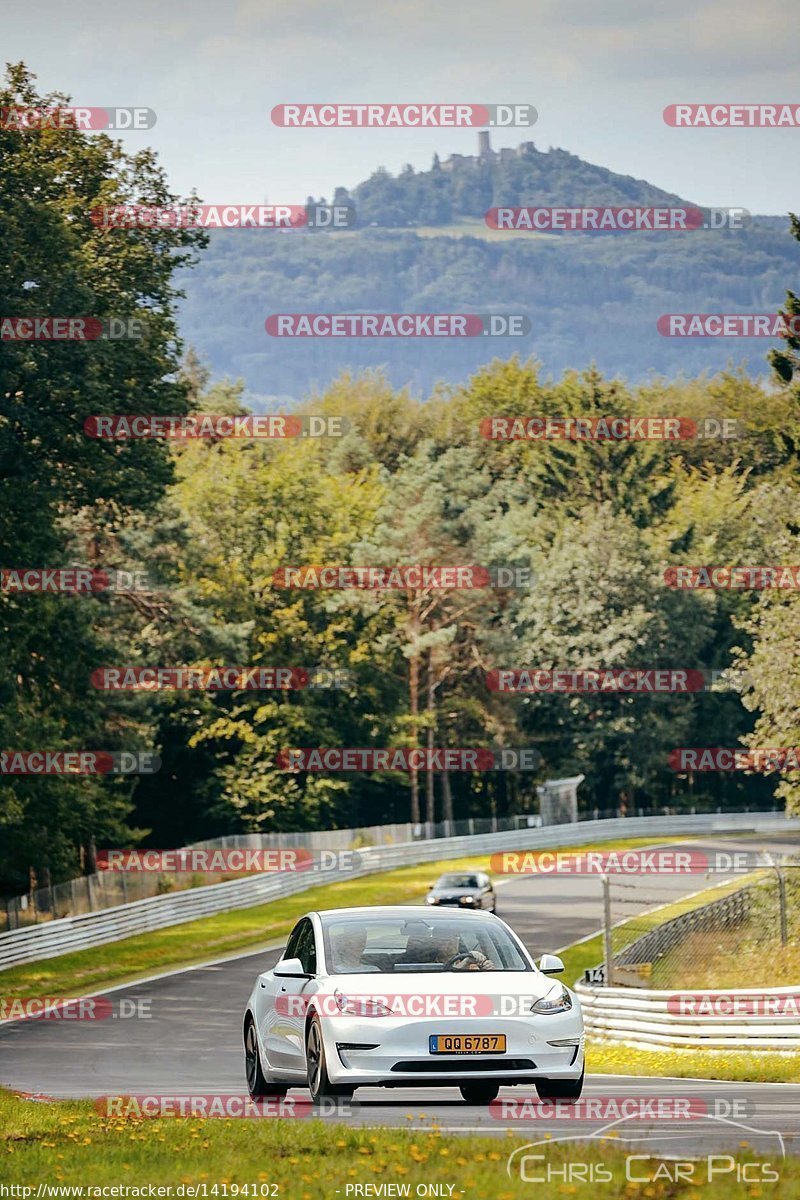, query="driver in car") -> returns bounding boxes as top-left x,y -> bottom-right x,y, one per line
438,935 -> 496,971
